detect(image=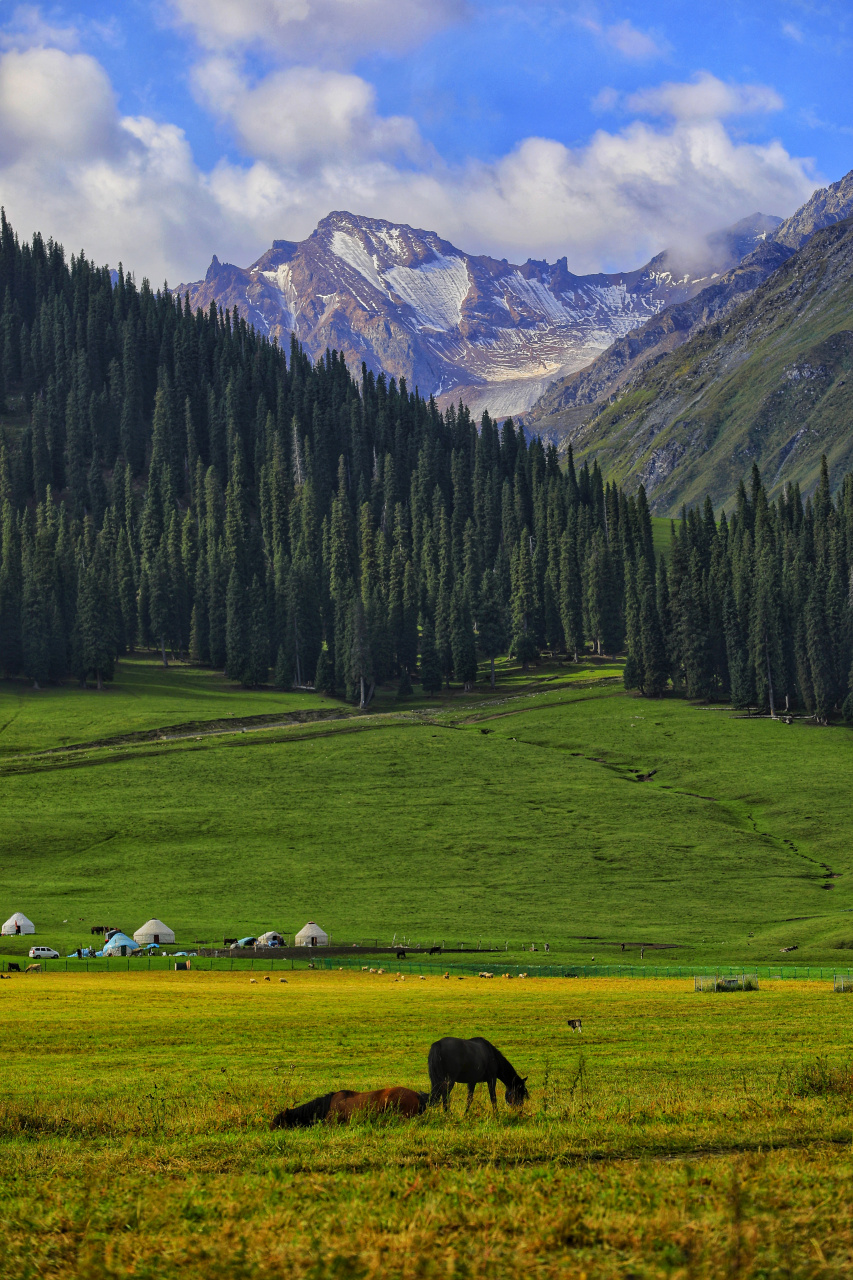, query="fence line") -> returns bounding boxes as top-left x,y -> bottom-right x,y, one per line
12,956 -> 853,981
